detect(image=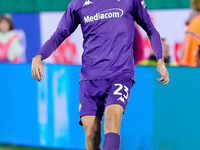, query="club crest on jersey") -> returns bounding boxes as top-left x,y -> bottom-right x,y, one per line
83,0 -> 93,6
141,0 -> 146,8
79,103 -> 82,112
